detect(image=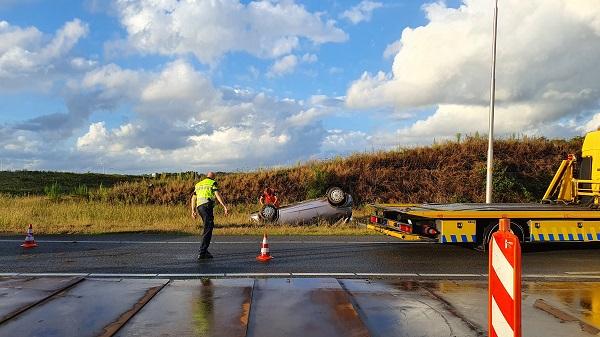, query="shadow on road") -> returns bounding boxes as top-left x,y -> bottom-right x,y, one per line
446,241 -> 600,254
